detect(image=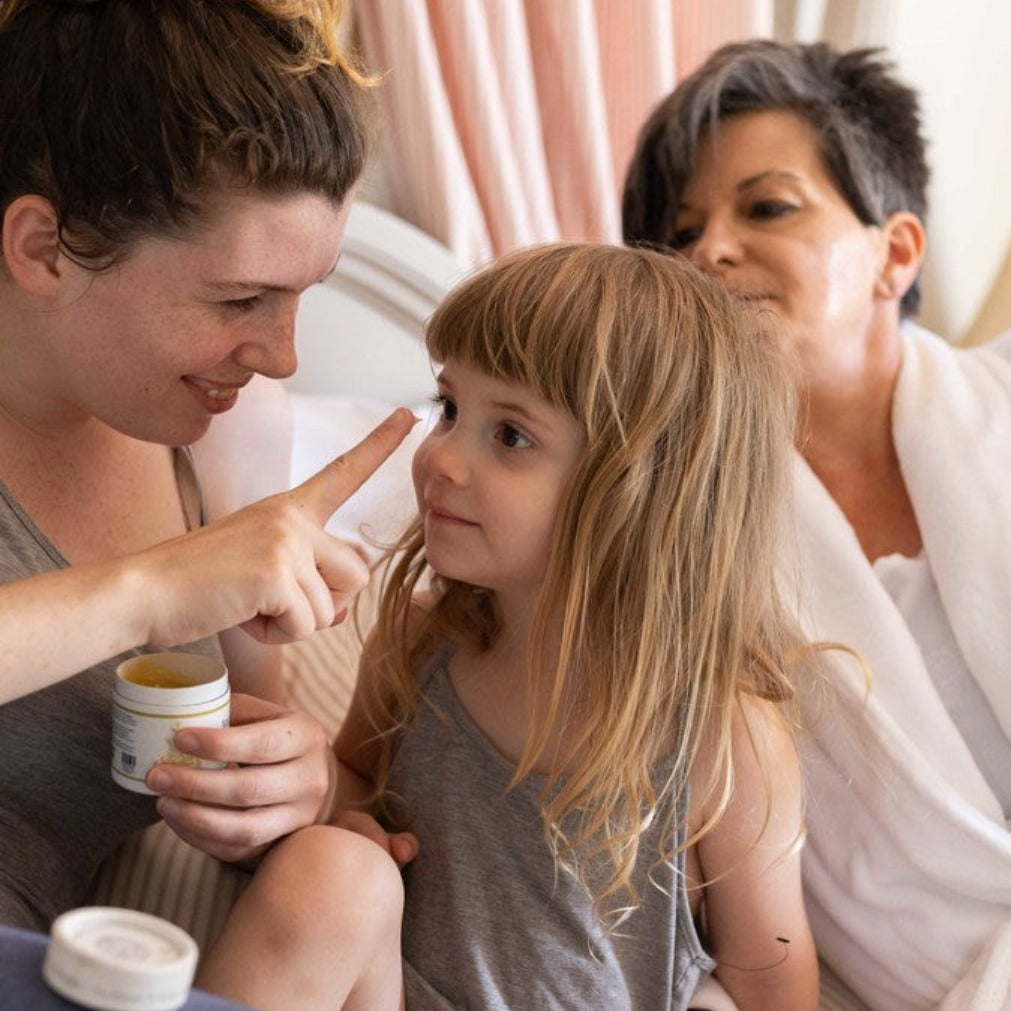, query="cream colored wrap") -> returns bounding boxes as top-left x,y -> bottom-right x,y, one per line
792,324 -> 1011,1011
